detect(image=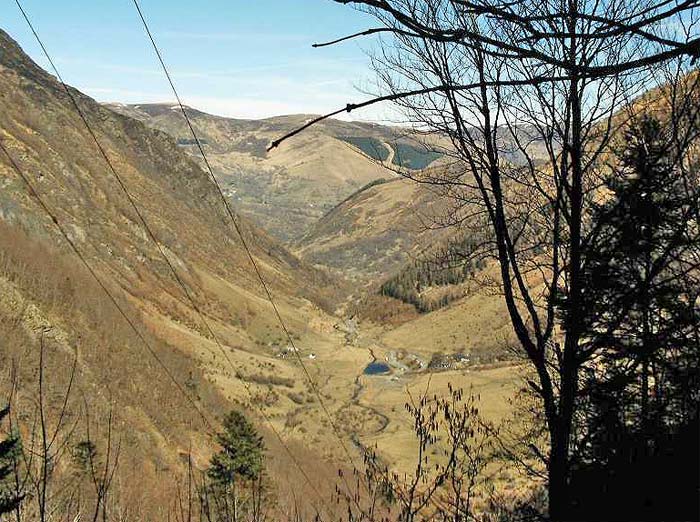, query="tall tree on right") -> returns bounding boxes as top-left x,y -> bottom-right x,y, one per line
569,115 -> 700,520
